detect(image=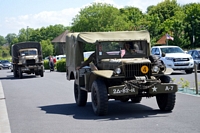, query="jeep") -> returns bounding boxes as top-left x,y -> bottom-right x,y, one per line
66,31 -> 178,116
